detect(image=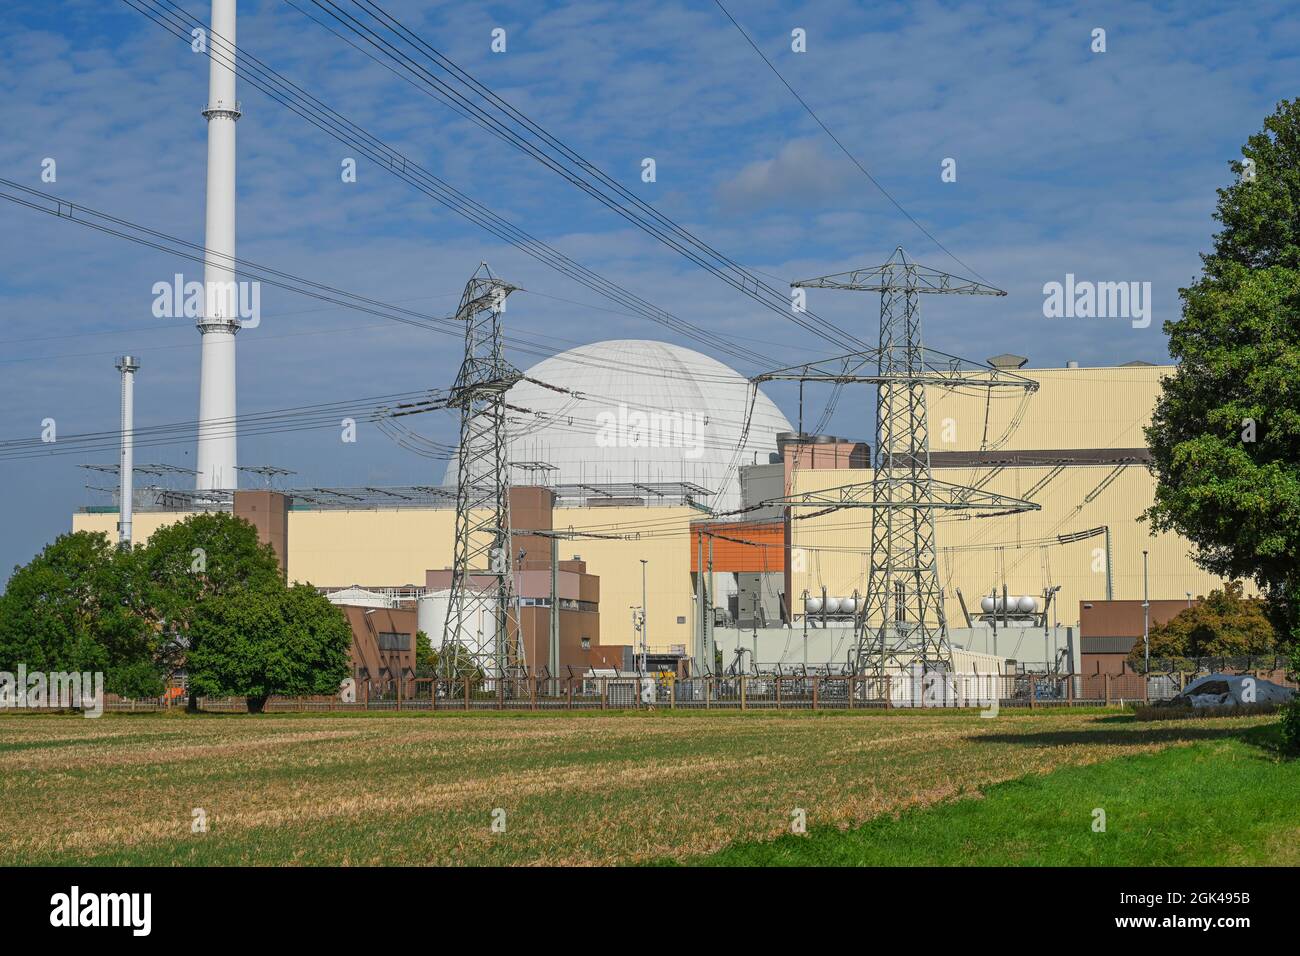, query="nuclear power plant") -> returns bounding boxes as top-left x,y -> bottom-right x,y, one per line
53,0 -> 1242,702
